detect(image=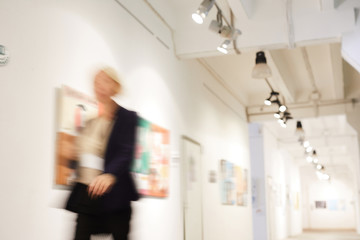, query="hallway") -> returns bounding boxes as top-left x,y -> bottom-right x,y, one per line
285,230 -> 360,240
